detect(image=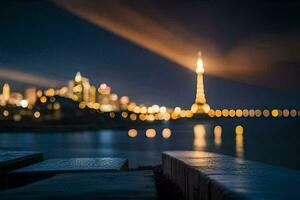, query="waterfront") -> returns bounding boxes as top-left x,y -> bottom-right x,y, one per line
1,118 -> 299,170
